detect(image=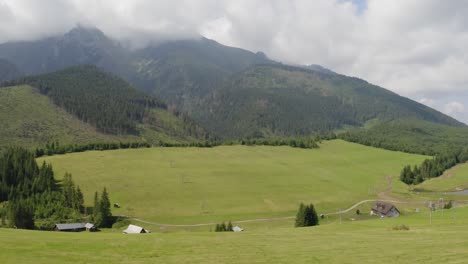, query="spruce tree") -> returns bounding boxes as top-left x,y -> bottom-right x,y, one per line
309,204 -> 319,226
99,187 -> 112,228
93,191 -> 102,225
227,221 -> 233,232
295,203 -> 306,227
75,186 -> 84,213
